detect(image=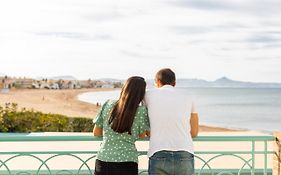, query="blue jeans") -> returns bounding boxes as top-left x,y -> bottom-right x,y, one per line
148,150 -> 194,175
